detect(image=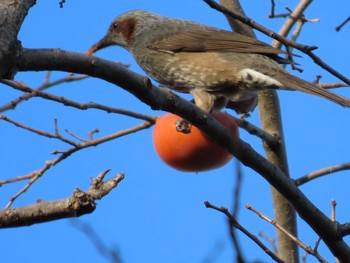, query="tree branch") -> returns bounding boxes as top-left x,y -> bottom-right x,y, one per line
336,16 -> 350,32
15,48 -> 350,260
233,117 -> 279,147
0,171 -> 124,228
1,79 -> 156,122
205,201 -> 285,263
246,204 -> 328,263
71,220 -> 123,263
0,0 -> 36,78
1,115 -> 151,207
294,162 -> 350,186
0,73 -> 88,113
